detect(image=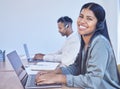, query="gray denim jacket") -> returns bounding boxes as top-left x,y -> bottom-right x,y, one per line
61,35 -> 120,89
